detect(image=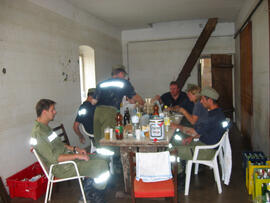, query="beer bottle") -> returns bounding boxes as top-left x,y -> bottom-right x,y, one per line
115,111 -> 123,140
153,104 -> 159,116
